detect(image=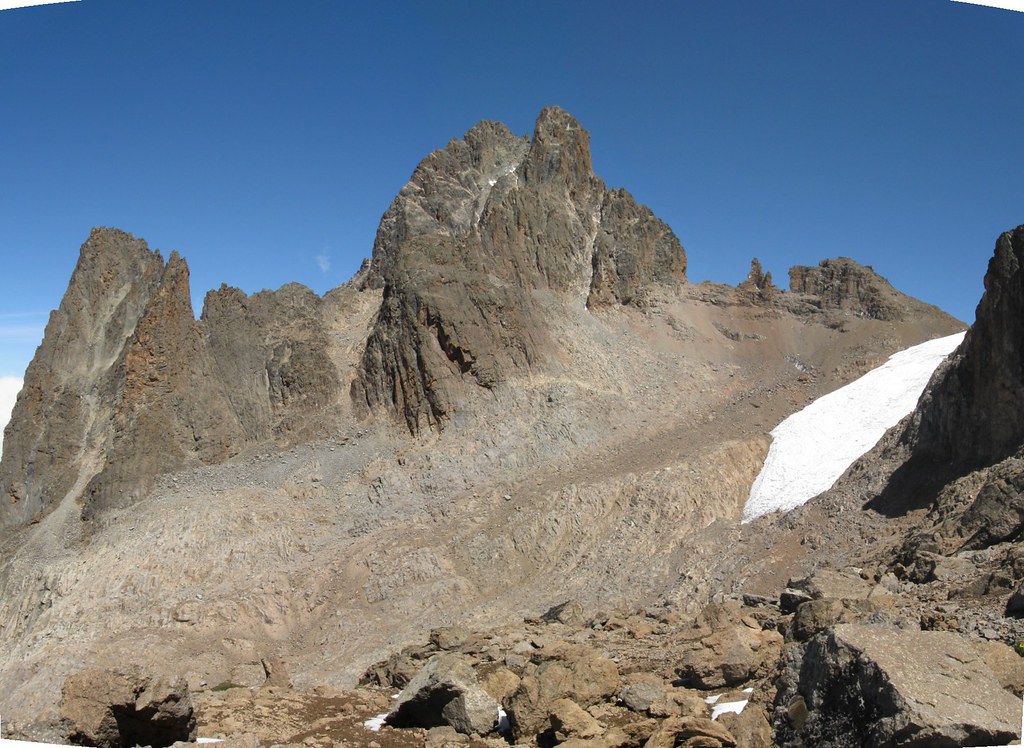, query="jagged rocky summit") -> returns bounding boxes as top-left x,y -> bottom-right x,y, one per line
0,106 -> 961,536
0,107 -> 979,746
0,229 -> 347,527
353,106 -> 688,433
